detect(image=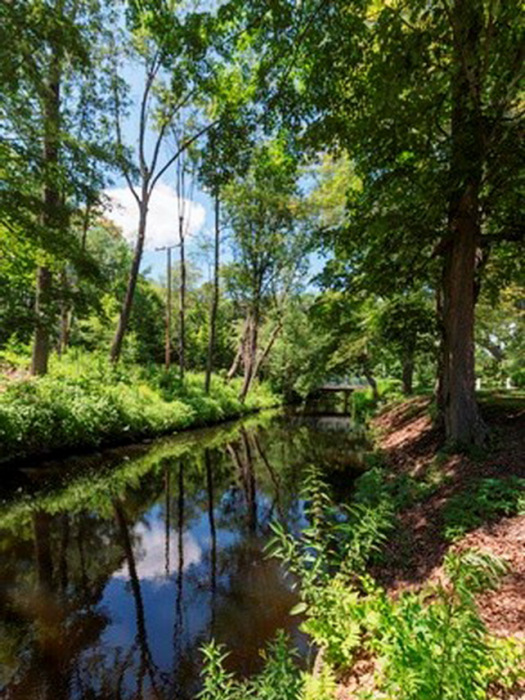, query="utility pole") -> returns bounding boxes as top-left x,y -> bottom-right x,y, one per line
156,244 -> 179,371
178,211 -> 186,381
205,190 -> 220,394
